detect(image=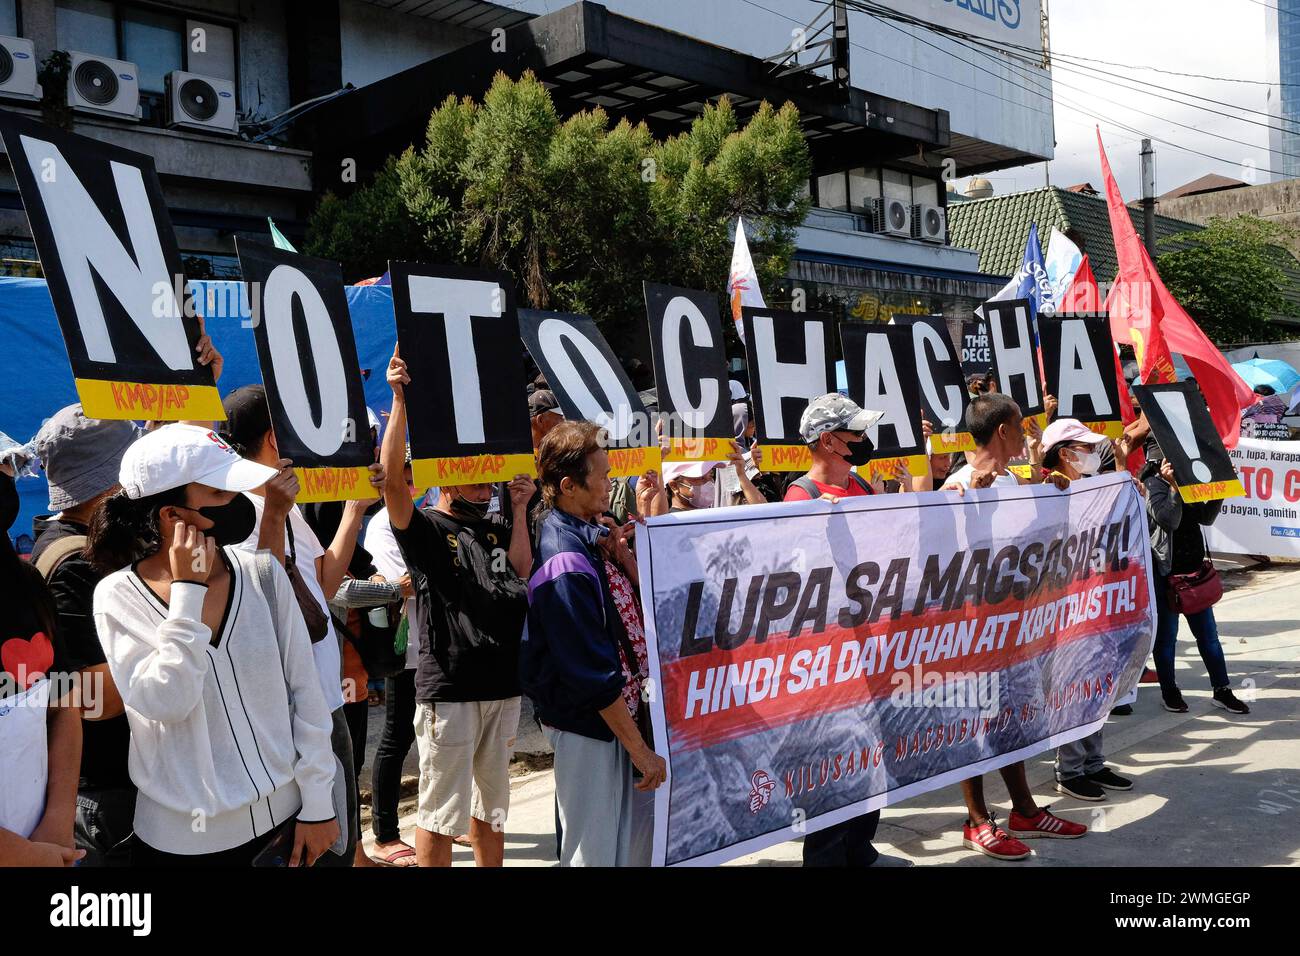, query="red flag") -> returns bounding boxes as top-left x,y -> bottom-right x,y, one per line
1097,130 -> 1252,447
1060,254 -> 1100,312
